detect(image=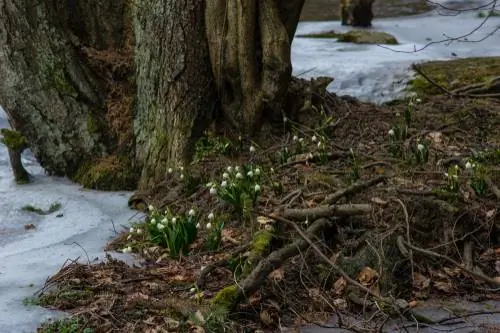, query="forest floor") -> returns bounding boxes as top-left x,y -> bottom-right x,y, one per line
33,57 -> 500,333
